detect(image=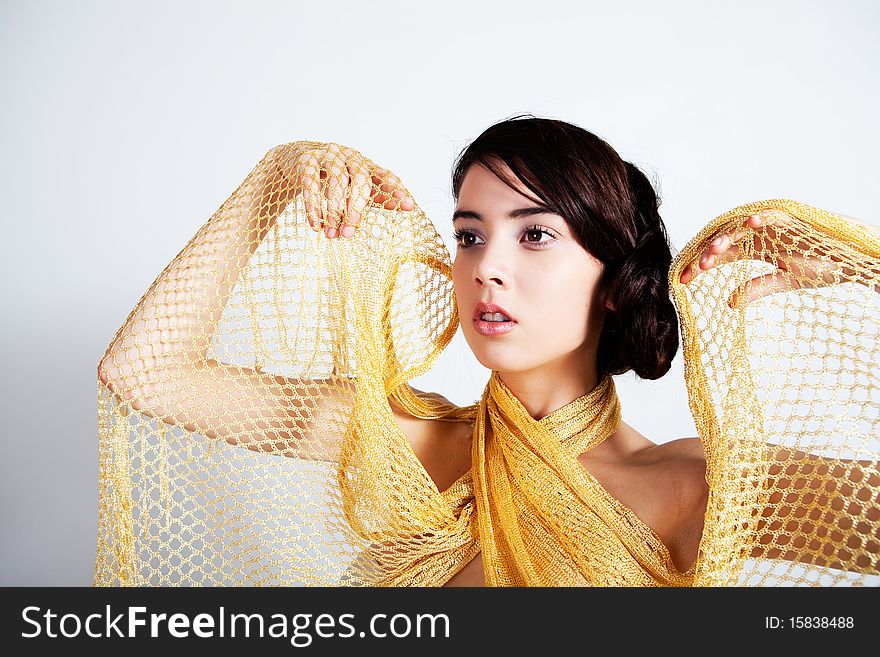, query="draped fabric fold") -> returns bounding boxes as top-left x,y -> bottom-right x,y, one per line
94,143 -> 880,586
472,371 -> 691,586
355,371 -> 692,586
